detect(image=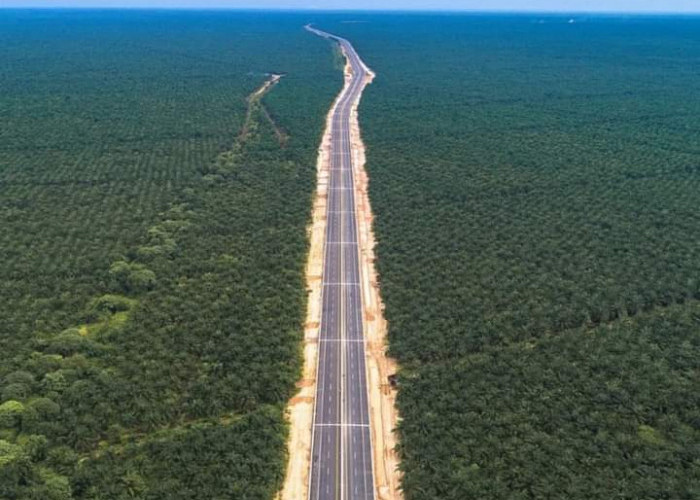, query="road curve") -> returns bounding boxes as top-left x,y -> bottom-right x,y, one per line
305,25 -> 376,500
